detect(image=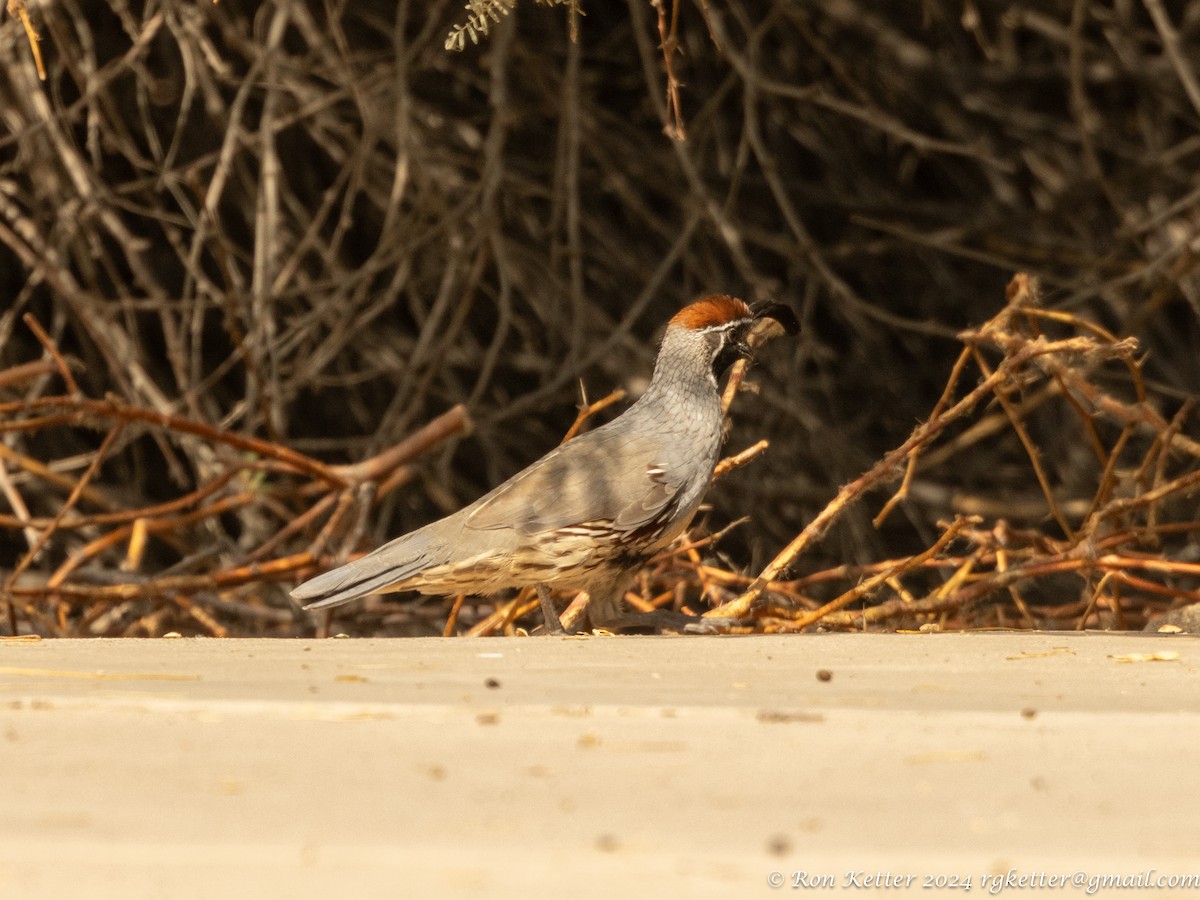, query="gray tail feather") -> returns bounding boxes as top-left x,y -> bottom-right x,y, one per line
291,534 -> 437,611
292,567 -> 410,611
